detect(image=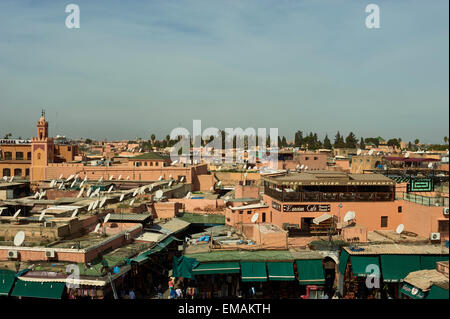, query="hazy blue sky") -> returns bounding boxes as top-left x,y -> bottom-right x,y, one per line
0,0 -> 448,143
